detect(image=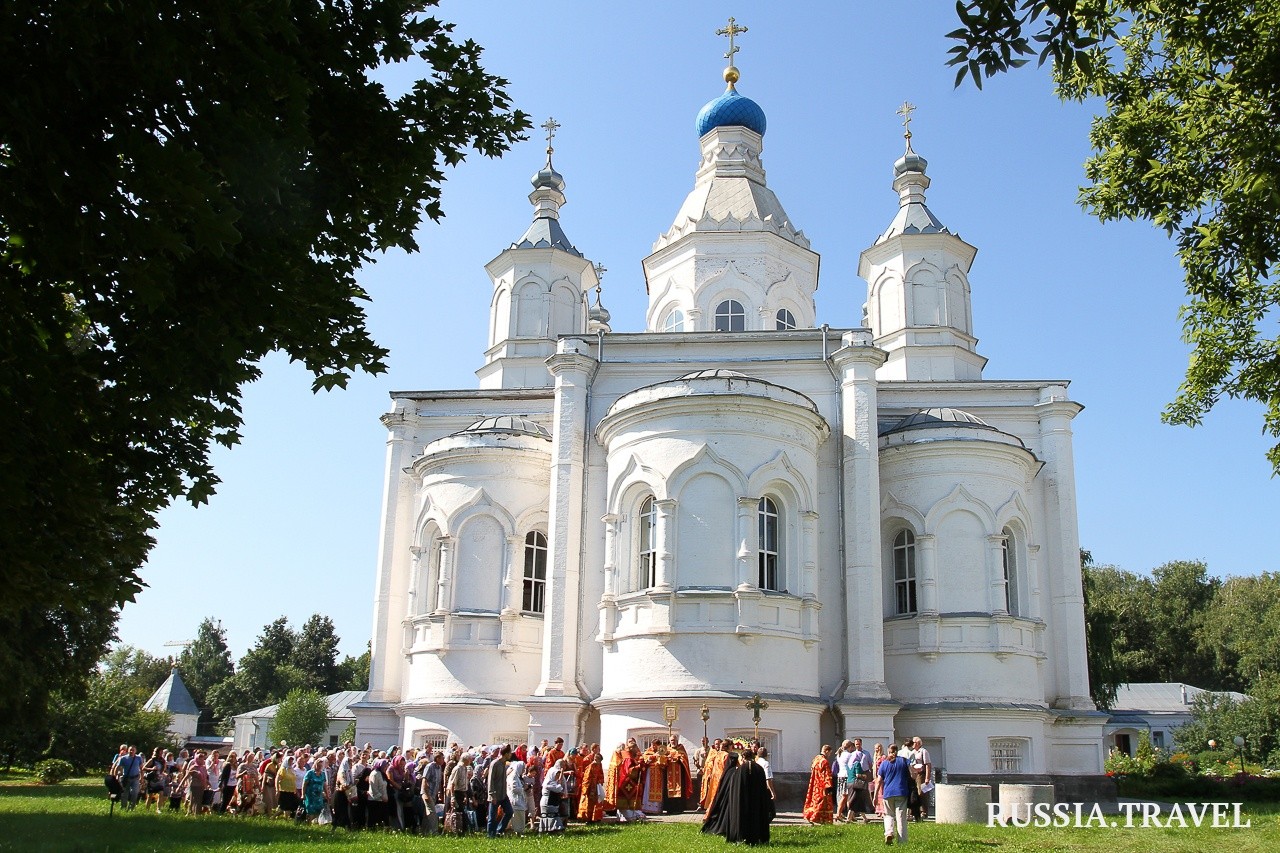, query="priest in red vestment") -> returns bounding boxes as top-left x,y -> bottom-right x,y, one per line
802,744 -> 835,824
665,735 -> 694,813
700,740 -> 728,811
